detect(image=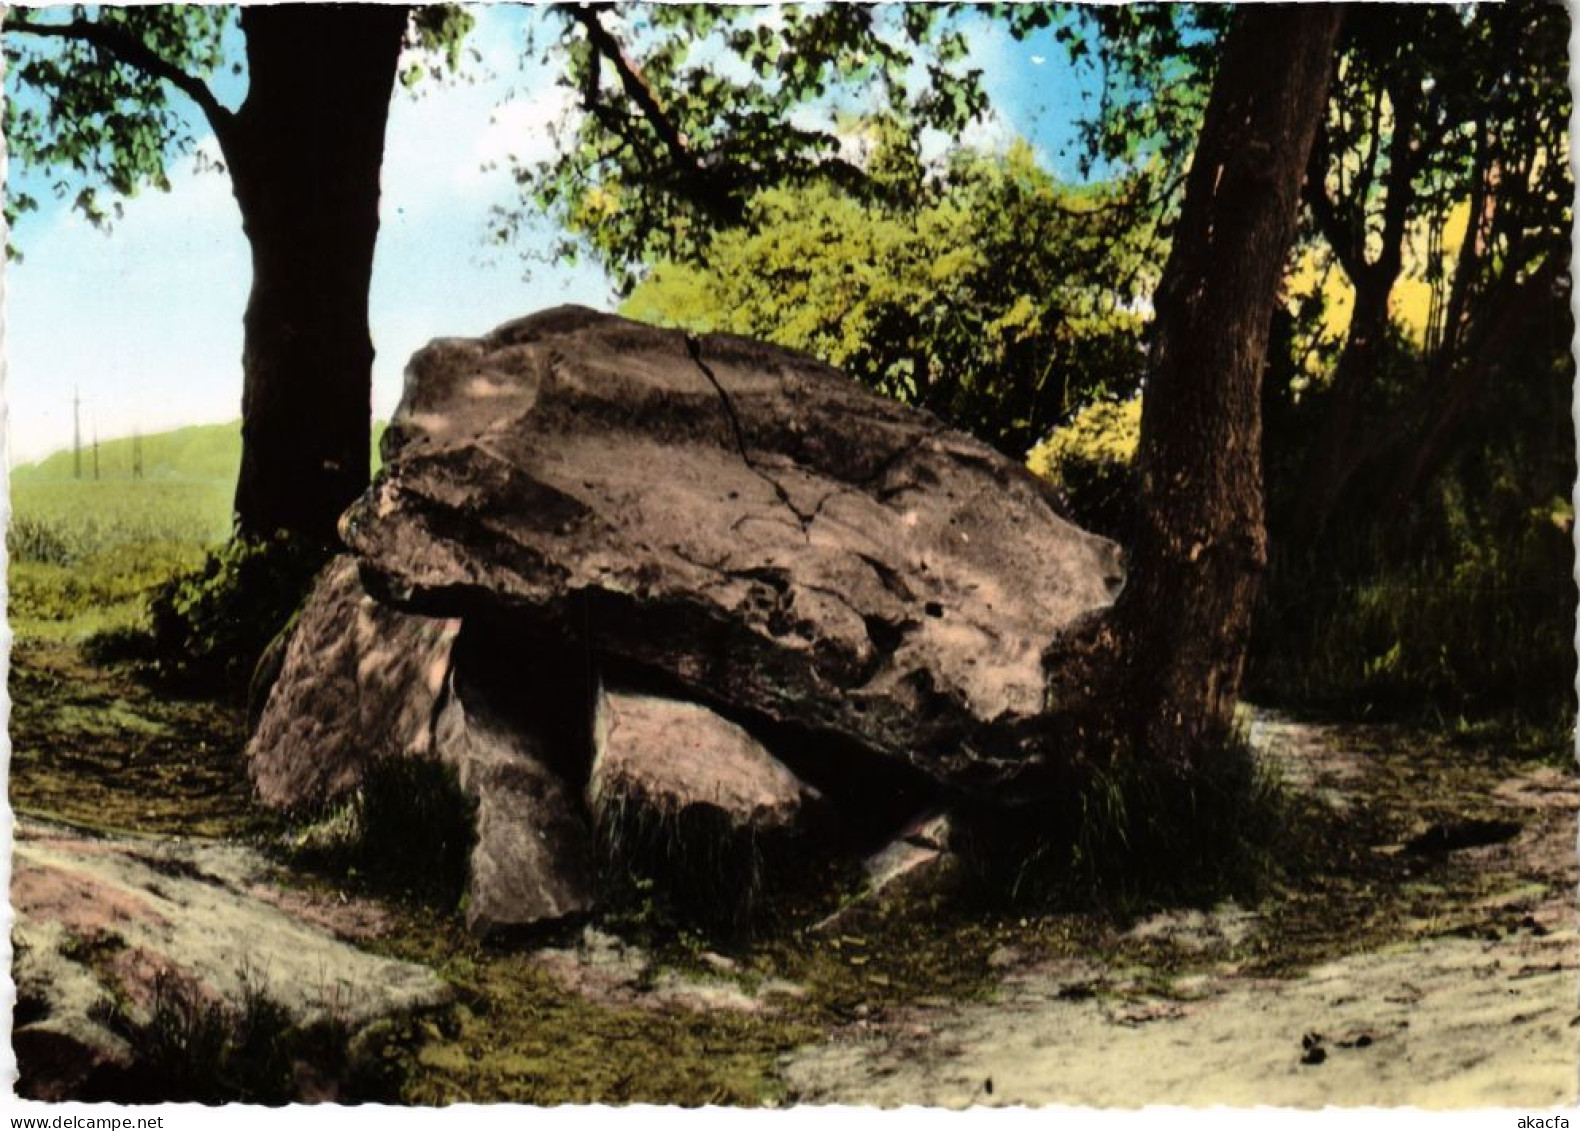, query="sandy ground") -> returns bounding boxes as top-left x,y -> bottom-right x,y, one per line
781,718 -> 1579,1108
